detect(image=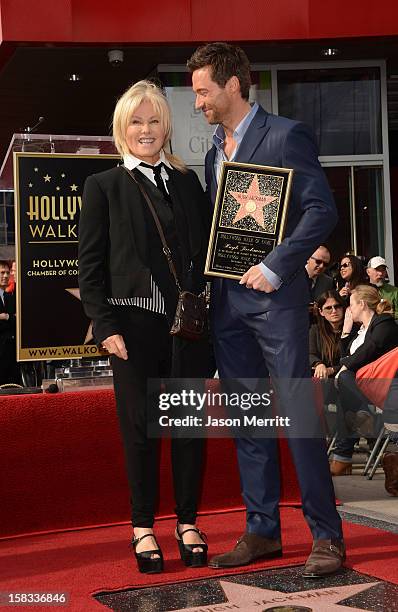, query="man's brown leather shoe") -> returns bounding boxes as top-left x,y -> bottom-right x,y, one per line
303,539 -> 345,578
208,533 -> 282,568
382,452 -> 398,497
